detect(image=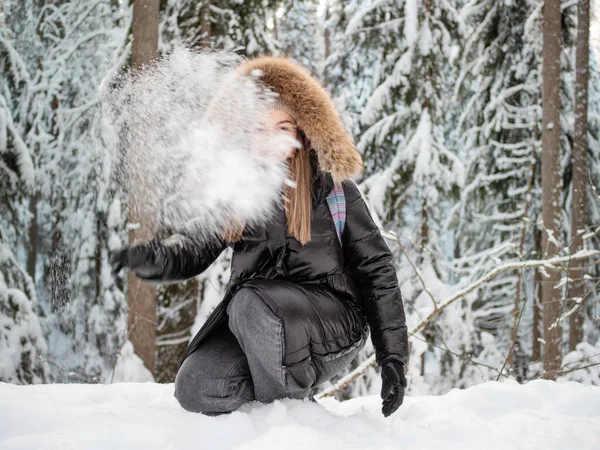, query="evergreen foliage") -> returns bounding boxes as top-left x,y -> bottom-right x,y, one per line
278,0 -> 322,76
1,0 -> 598,391
161,0 -> 282,55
